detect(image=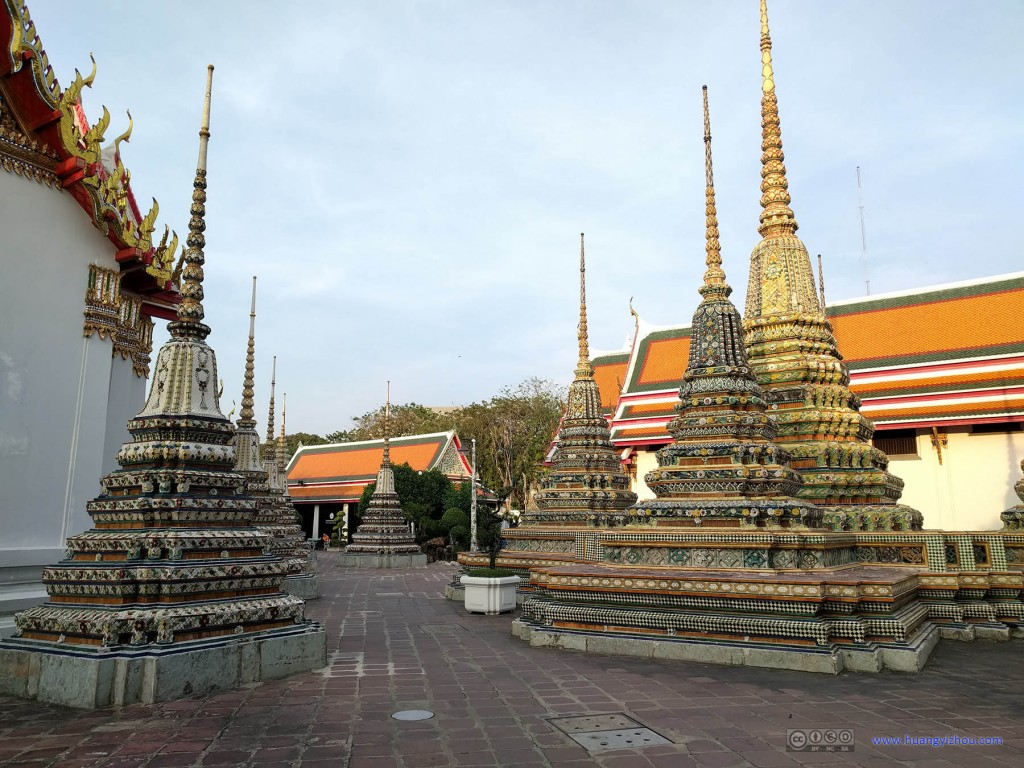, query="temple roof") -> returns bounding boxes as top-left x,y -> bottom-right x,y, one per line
285,431 -> 473,504
600,272 -> 1024,445
0,2 -> 179,318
